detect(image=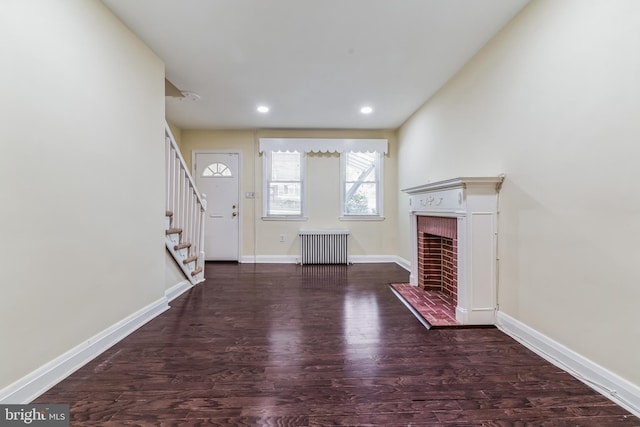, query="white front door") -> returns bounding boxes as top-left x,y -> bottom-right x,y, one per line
194,152 -> 240,261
